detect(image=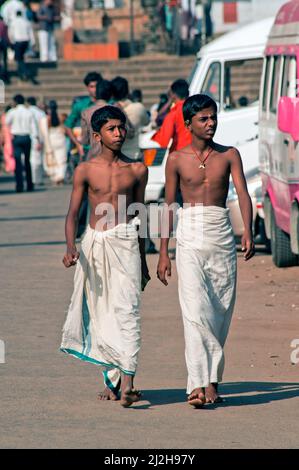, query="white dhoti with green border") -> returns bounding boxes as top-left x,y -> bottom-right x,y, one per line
61,220 -> 141,392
